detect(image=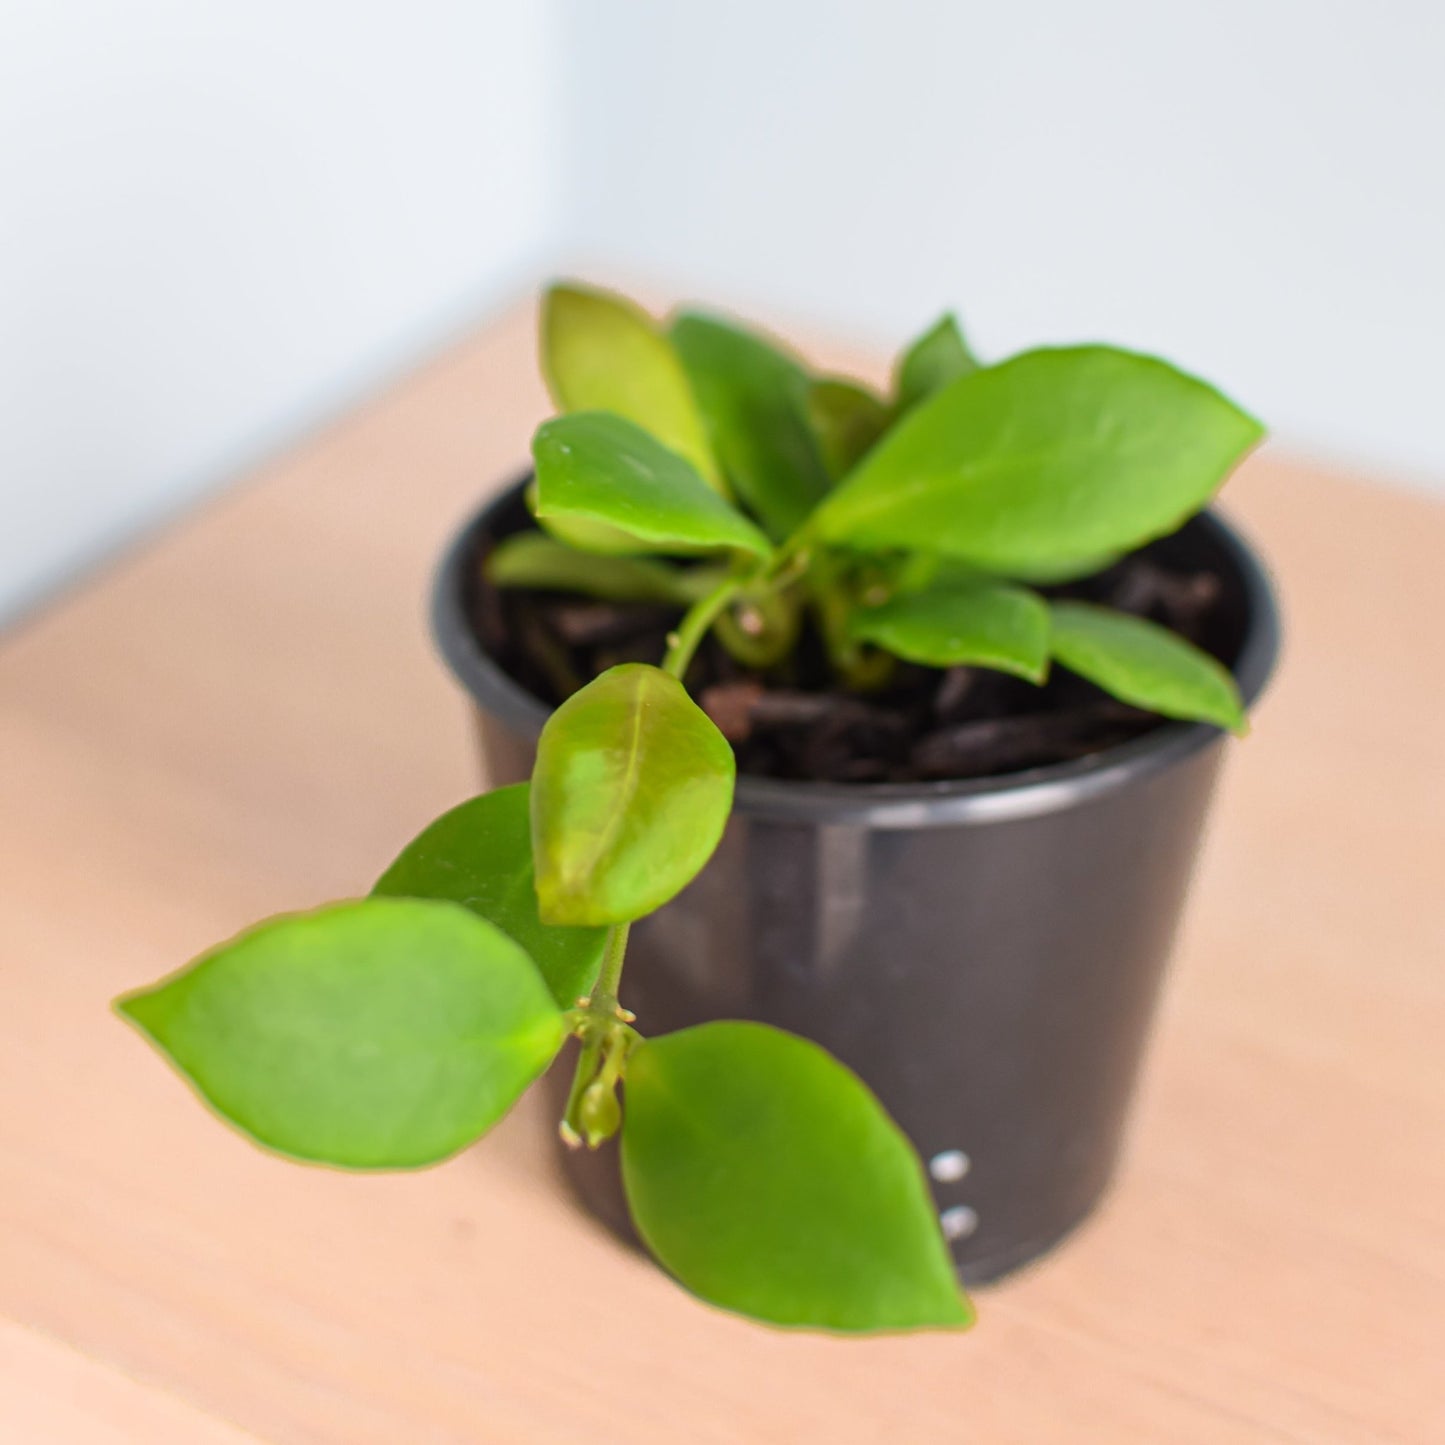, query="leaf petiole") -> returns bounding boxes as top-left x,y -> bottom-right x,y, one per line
662,571 -> 752,680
